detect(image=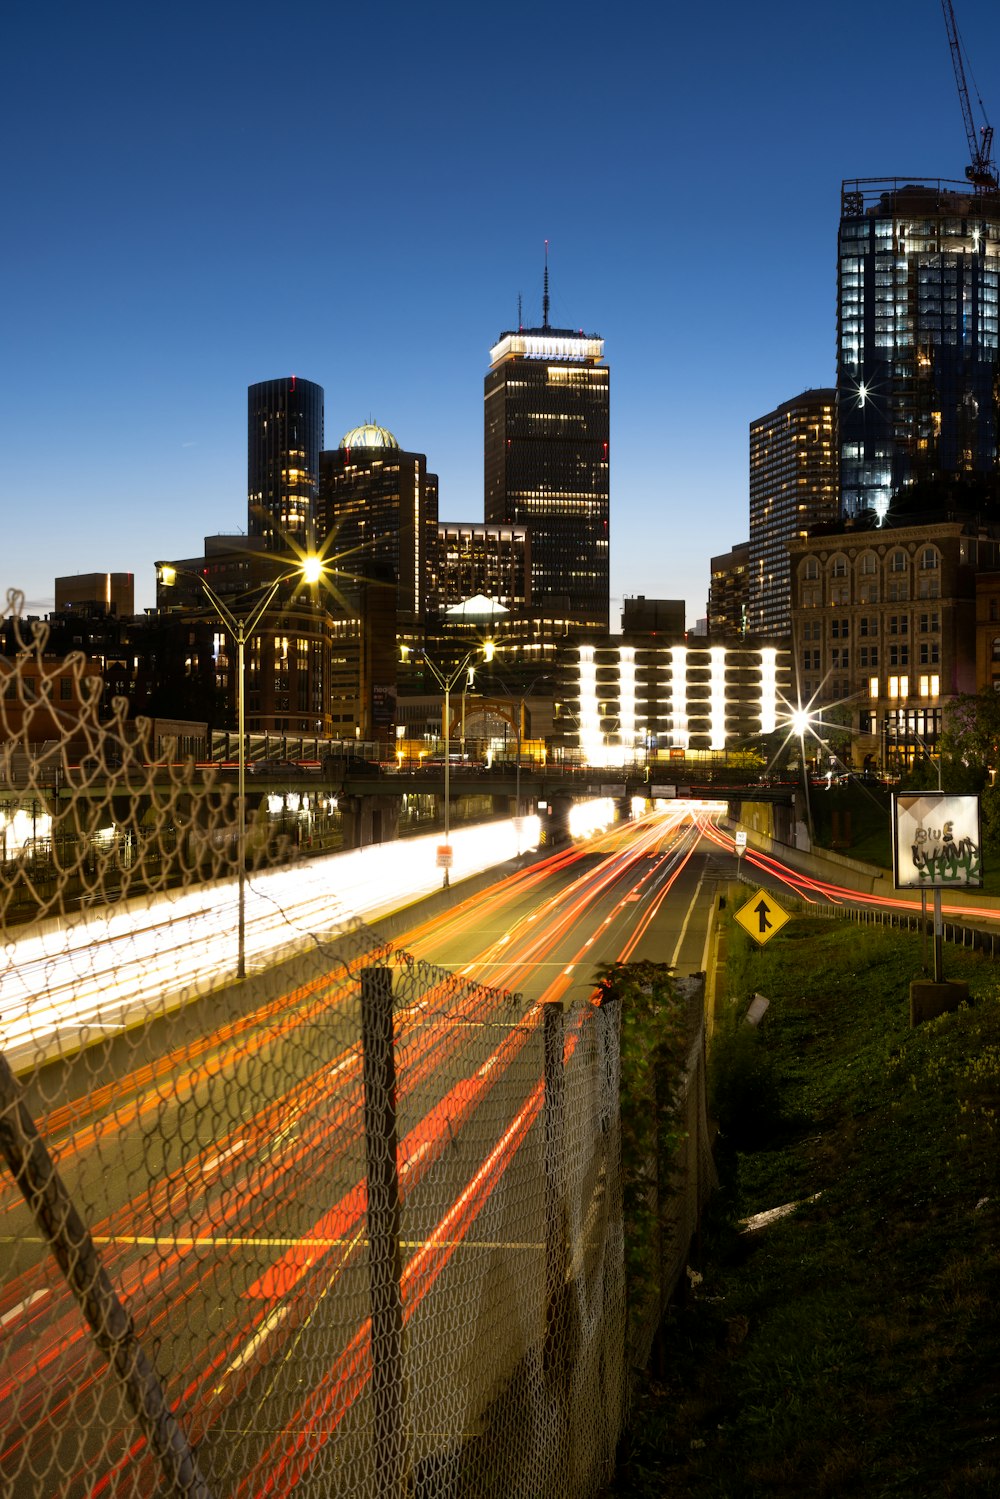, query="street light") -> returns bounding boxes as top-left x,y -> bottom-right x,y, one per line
156,554 -> 324,978
790,707 -> 815,845
401,640 -> 495,887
